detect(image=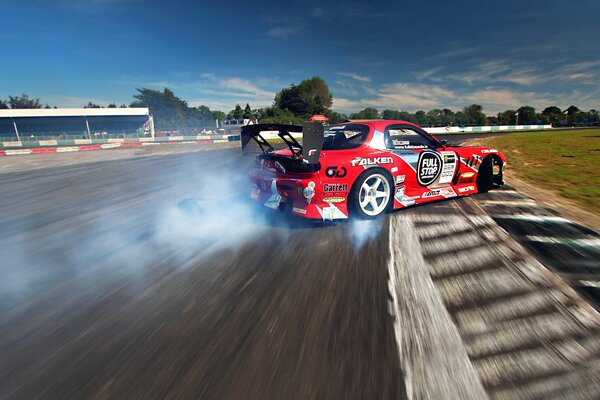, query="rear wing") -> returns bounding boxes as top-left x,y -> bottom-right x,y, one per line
241,123 -> 324,164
